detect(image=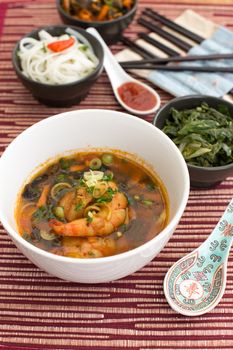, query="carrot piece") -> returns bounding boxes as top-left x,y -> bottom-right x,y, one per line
77,9 -> 92,21
97,5 -> 109,21
37,184 -> 50,208
20,205 -> 37,234
69,164 -> 86,172
62,0 -> 70,12
47,37 -> 75,52
128,206 -> 136,220
123,0 -> 133,9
